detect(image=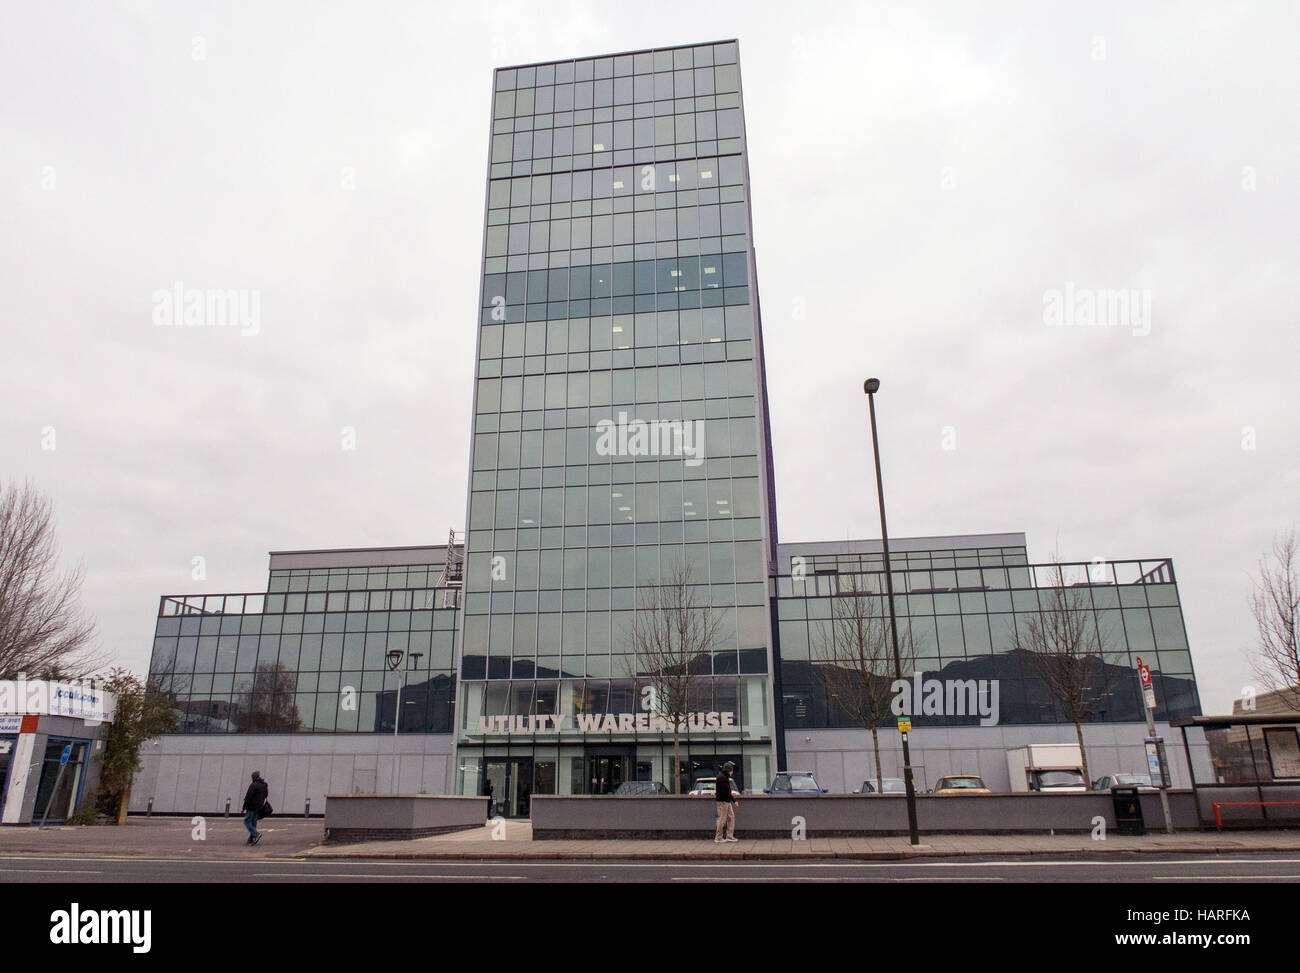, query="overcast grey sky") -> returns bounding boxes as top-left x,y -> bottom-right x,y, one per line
1,1 -> 1296,714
